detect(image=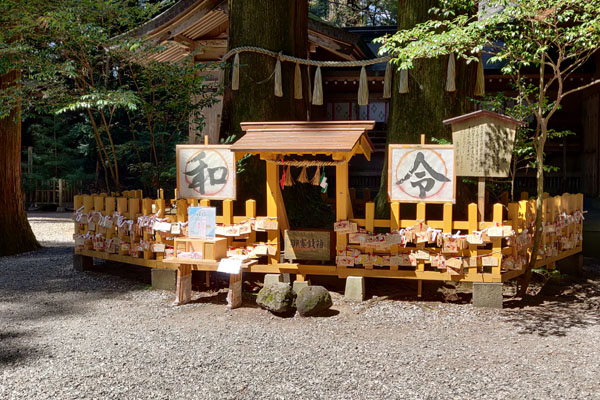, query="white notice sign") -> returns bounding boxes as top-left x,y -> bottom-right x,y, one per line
217,258 -> 242,274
